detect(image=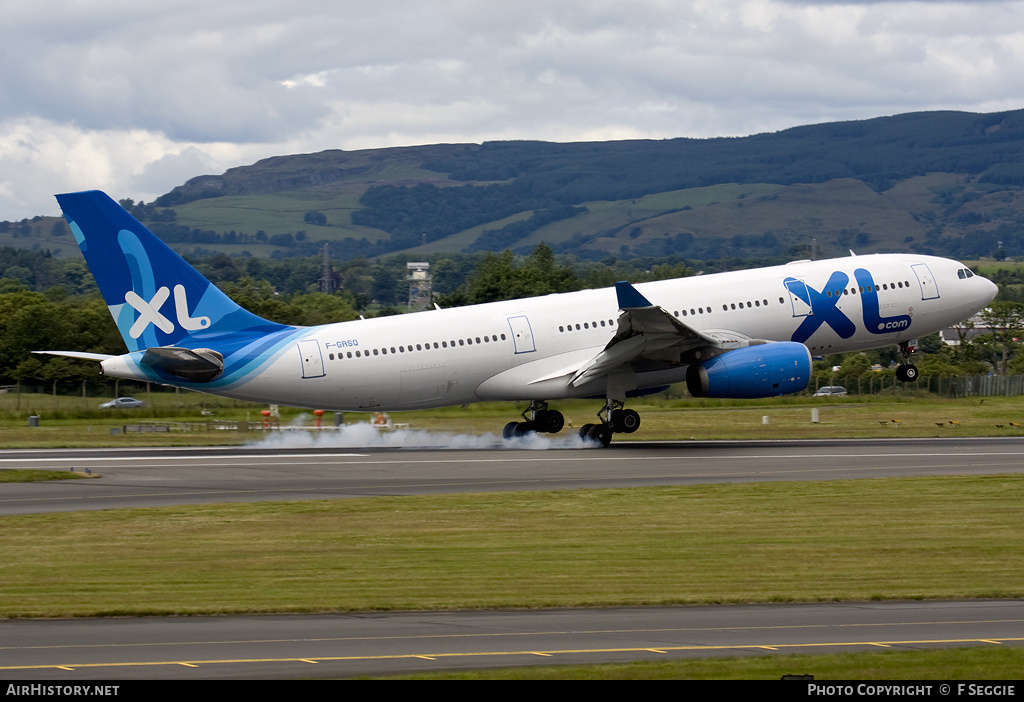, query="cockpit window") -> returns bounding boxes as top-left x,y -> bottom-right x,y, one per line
957,268 -> 976,280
